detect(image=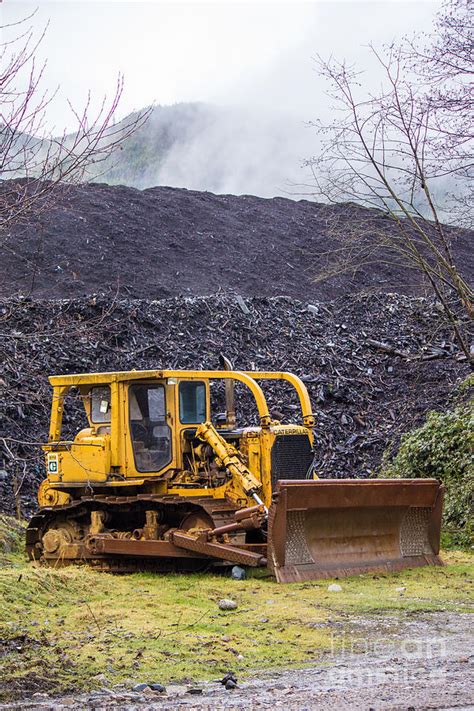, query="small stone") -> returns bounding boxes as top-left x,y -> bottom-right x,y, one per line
220,672 -> 237,685
307,304 -> 319,315
166,684 -> 188,696
187,688 -> 203,695
328,583 -> 342,592
218,598 -> 238,611
236,295 -> 250,315
149,683 -> 166,692
231,565 -> 246,580
395,586 -> 406,592
225,679 -> 237,690
260,618 -> 269,623
132,683 -> 149,692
